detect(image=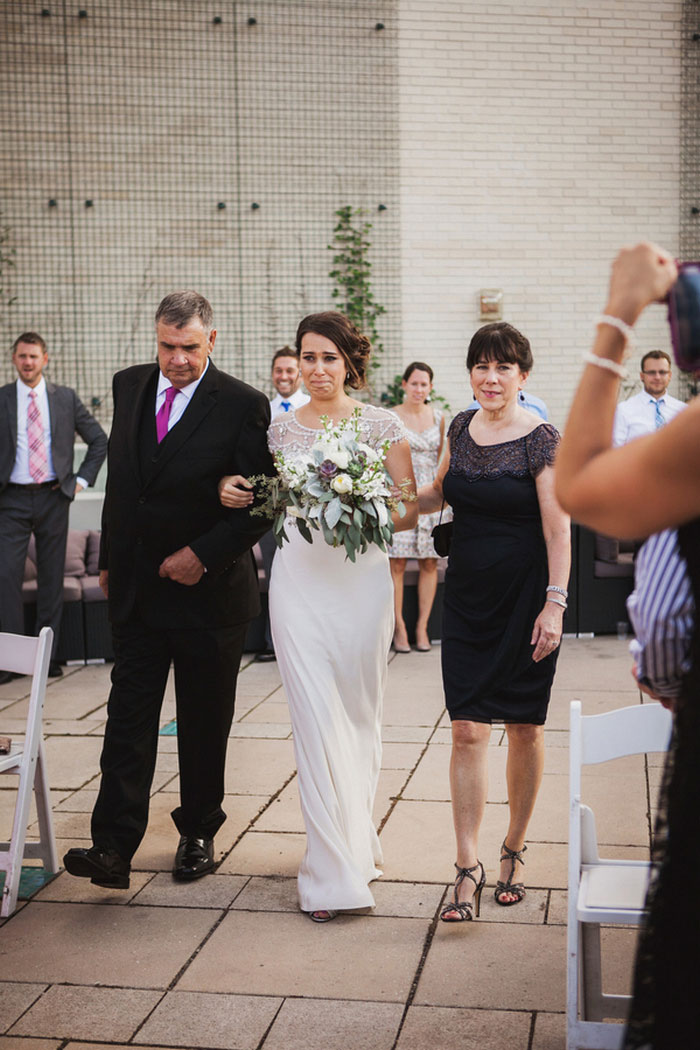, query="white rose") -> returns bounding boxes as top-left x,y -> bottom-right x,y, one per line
356,441 -> 379,463
331,474 -> 353,494
327,449 -> 350,470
